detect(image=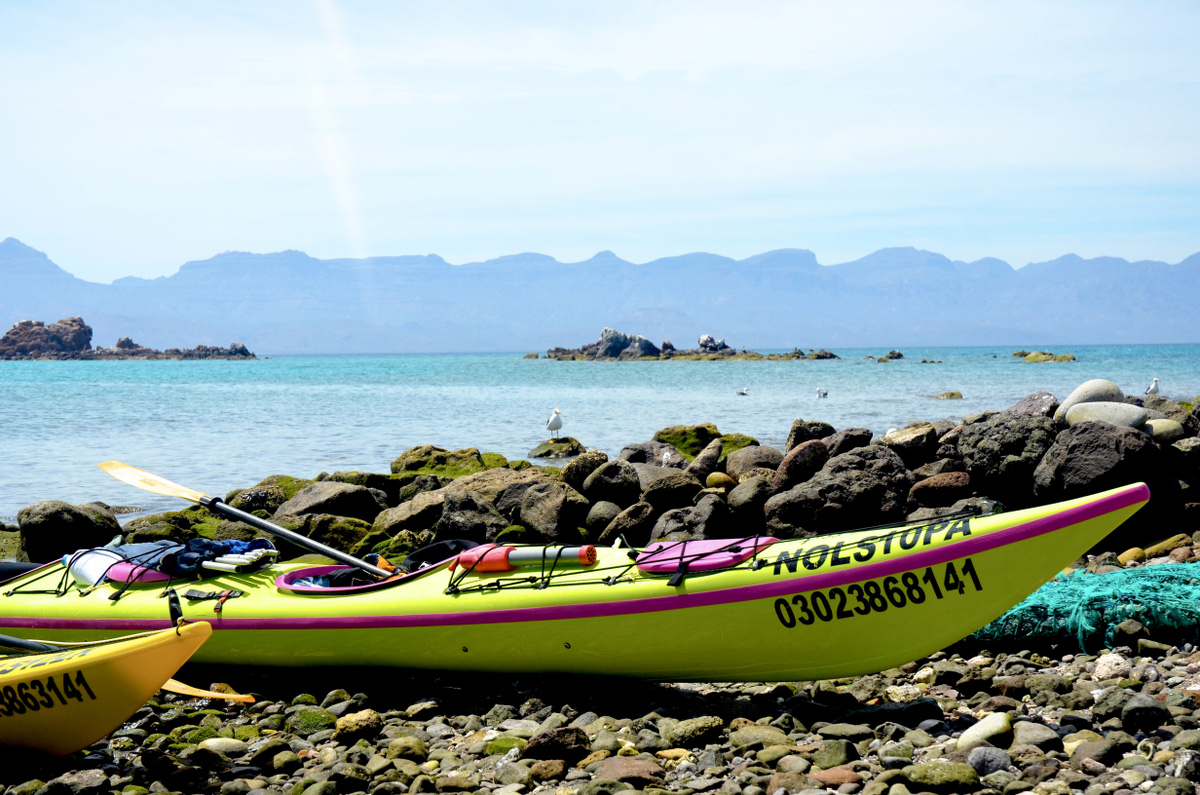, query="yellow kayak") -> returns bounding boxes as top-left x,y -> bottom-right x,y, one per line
0,483 -> 1147,682
0,622 -> 210,755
